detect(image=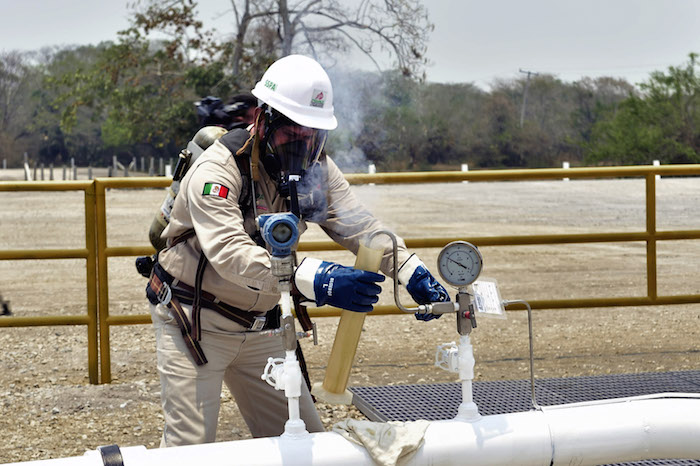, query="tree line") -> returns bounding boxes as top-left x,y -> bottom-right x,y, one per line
0,0 -> 698,172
